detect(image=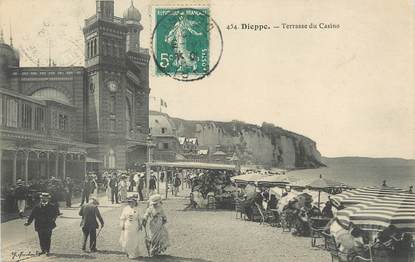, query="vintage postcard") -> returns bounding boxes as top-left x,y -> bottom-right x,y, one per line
0,0 -> 414,261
